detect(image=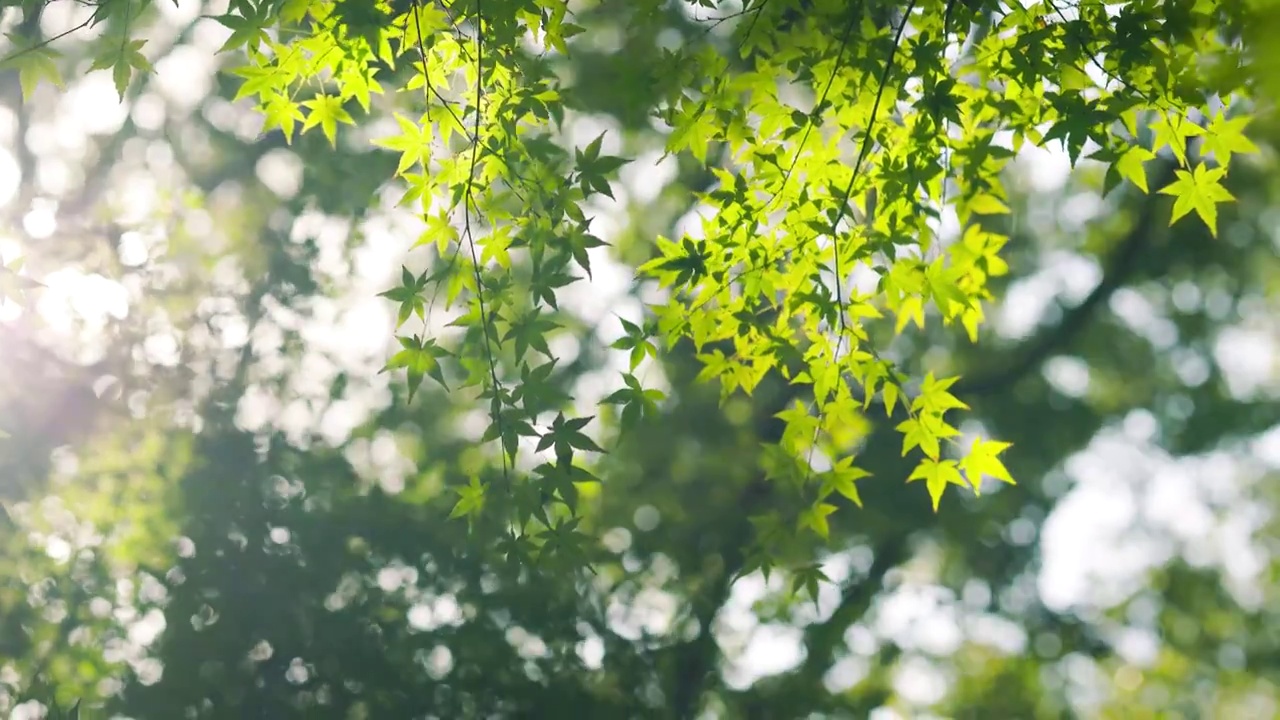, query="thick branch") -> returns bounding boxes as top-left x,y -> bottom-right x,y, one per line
808,536 -> 908,670
955,162 -> 1176,398
664,372 -> 803,718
